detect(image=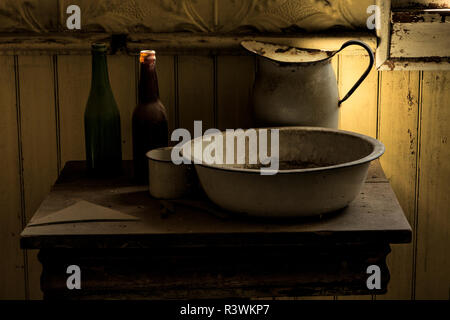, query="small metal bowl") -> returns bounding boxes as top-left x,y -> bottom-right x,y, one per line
146,147 -> 194,199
